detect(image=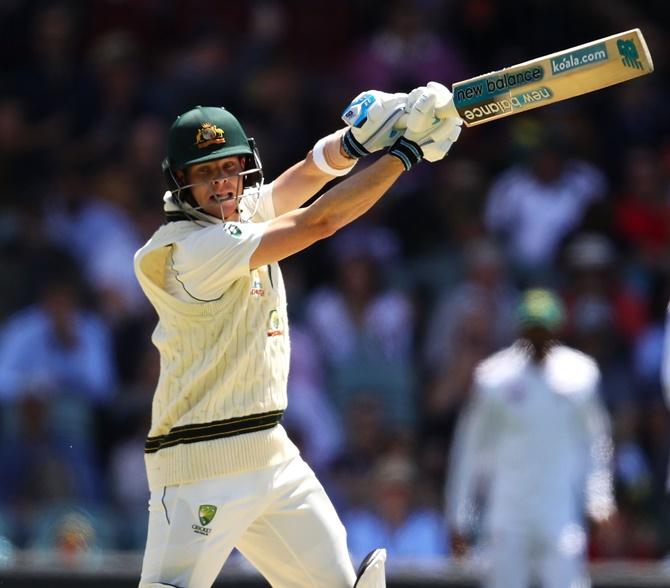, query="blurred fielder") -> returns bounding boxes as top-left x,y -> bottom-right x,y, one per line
133,82 -> 462,588
446,289 -> 615,588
